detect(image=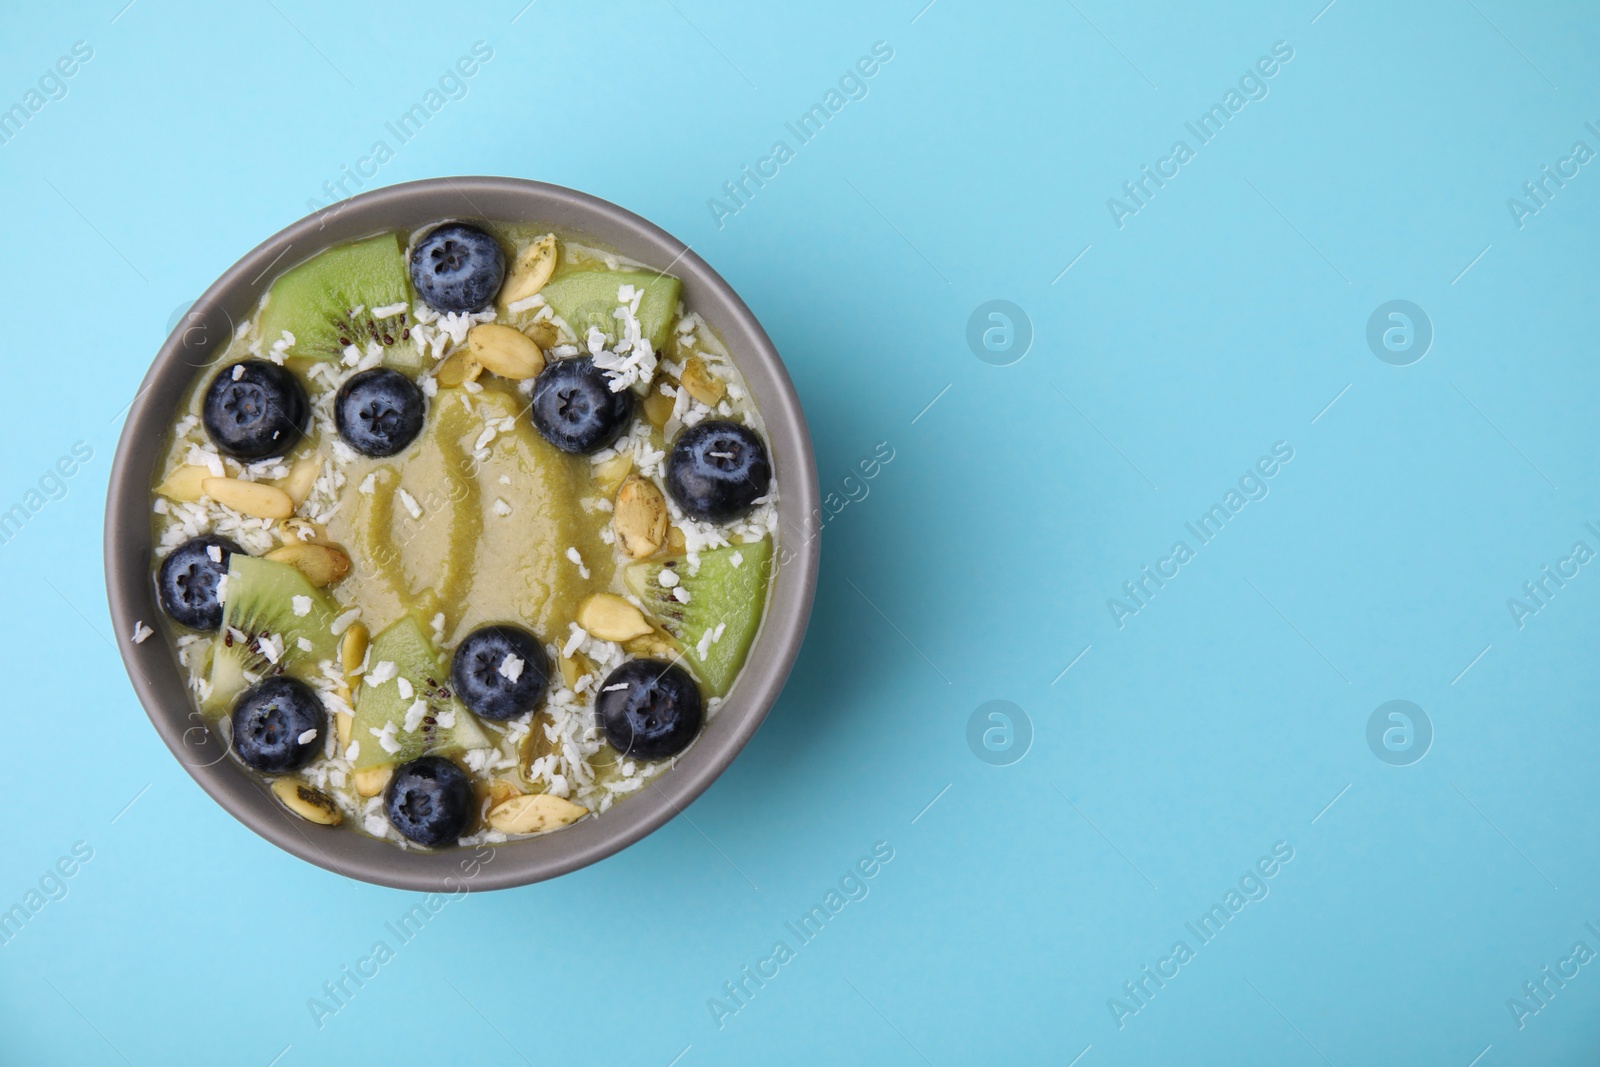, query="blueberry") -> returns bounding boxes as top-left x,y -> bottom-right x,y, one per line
409,222 -> 505,313
450,625 -> 551,722
231,676 -> 326,773
664,420 -> 772,523
156,535 -> 241,631
595,659 -> 703,760
334,368 -> 425,457
202,360 -> 309,460
385,756 -> 474,847
529,357 -> 634,454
